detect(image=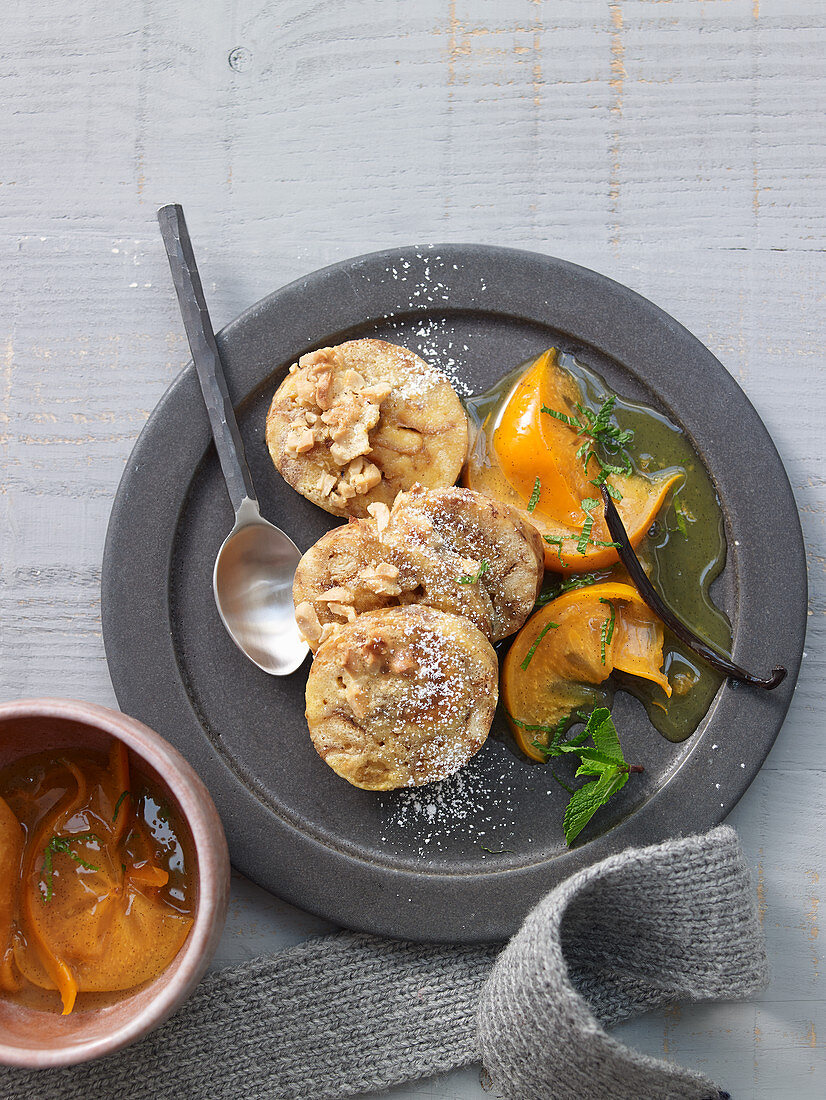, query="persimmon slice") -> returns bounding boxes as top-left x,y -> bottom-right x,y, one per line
503,583 -> 671,761
466,349 -> 681,572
